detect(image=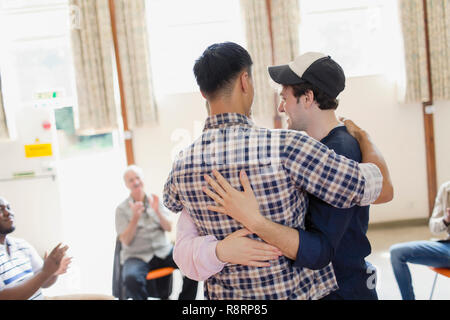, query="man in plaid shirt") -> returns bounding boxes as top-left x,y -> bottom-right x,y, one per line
164,42 -> 384,299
